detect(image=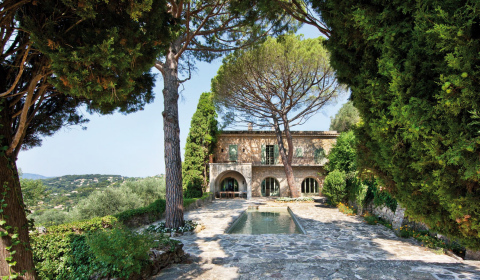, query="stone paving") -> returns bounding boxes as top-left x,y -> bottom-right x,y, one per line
151,198 -> 480,280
